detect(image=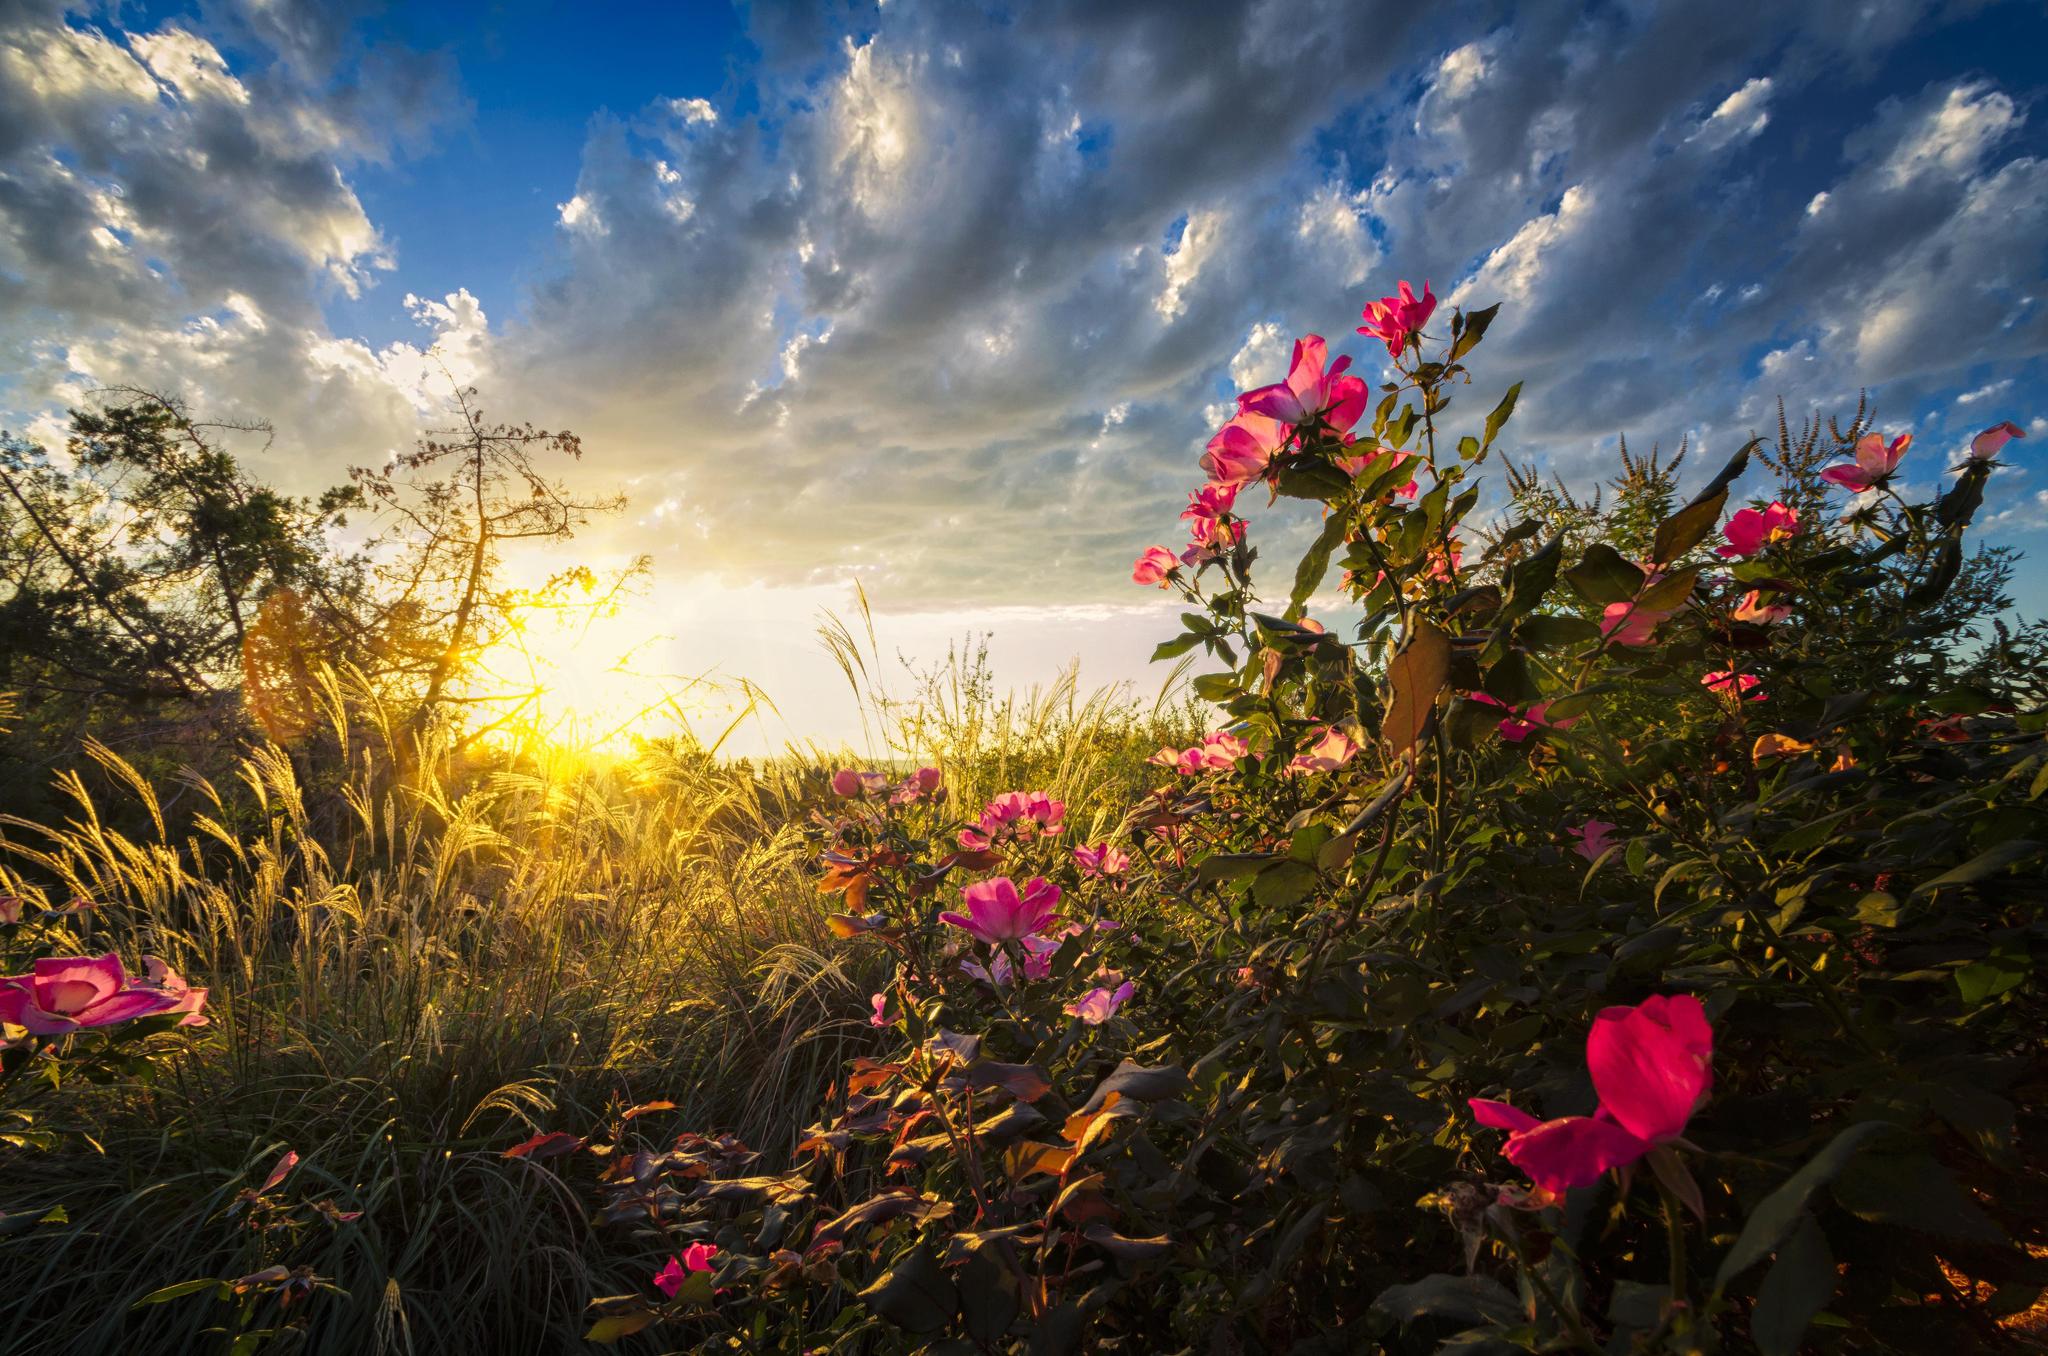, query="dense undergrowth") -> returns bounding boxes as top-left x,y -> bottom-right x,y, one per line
2,282 -> 2045,1355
